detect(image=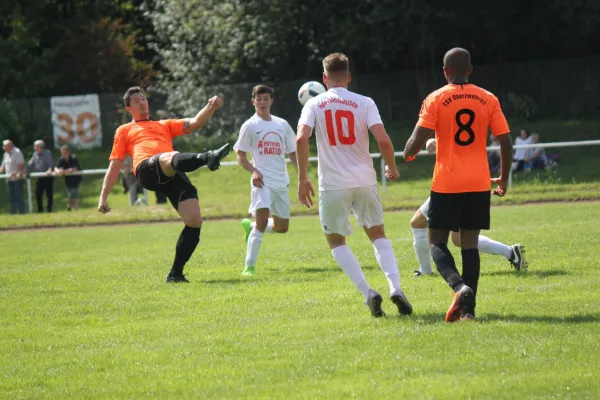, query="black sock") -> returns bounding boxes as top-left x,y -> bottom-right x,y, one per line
431,243 -> 464,292
172,153 -> 209,172
169,226 -> 201,276
461,248 -> 480,311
